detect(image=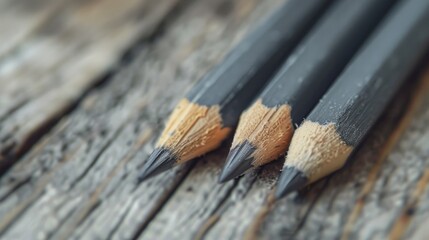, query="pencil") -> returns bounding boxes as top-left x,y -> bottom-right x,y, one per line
219,0 -> 396,182
137,0 -> 333,182
276,0 -> 429,198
